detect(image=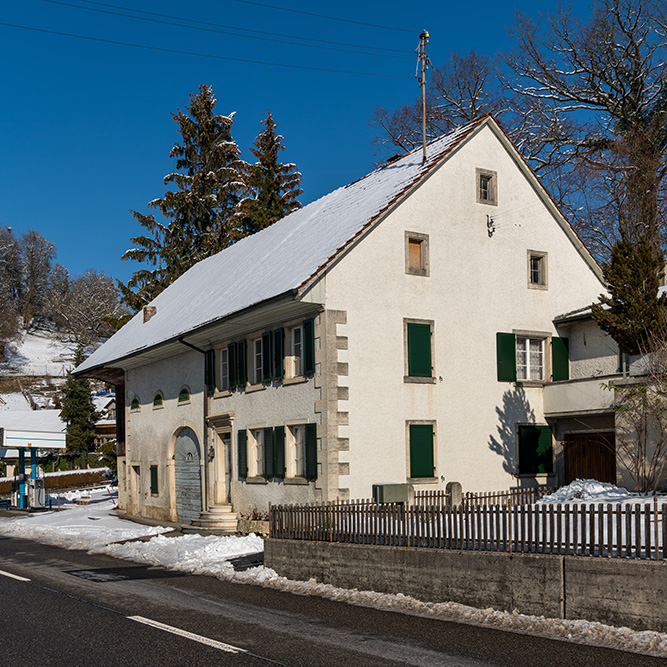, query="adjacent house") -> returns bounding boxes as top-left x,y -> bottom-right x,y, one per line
76,115 -> 609,529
